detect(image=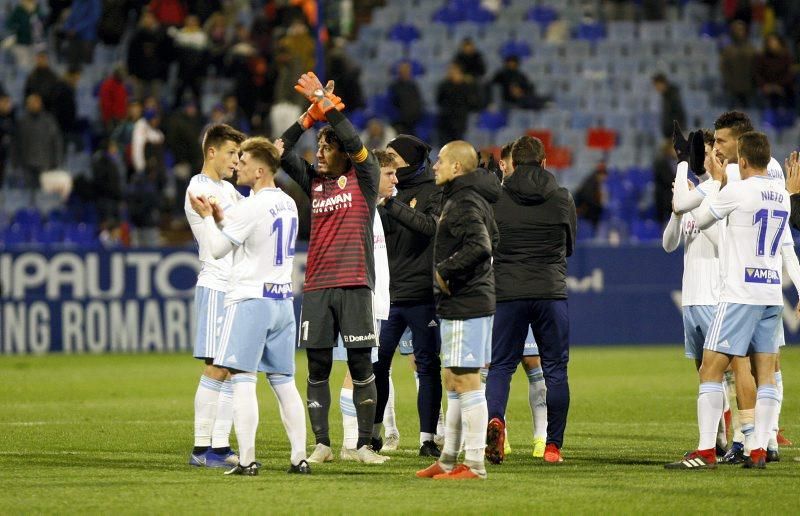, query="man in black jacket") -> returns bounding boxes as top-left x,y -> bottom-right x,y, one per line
484,136 -> 576,465
373,135 -> 443,457
416,140 -> 499,481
